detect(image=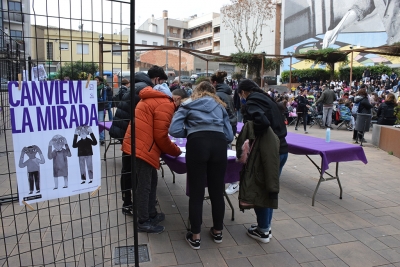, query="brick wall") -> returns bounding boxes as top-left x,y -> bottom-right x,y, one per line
139,50 -> 195,72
